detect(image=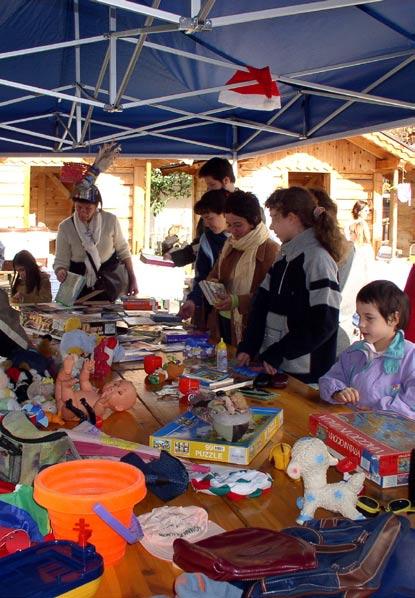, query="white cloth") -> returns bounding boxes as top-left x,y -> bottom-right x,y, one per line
73,211 -> 102,287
